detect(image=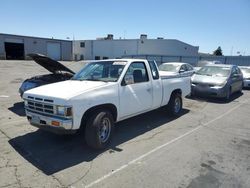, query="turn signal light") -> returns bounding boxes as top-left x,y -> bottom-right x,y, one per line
52,121 -> 60,126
